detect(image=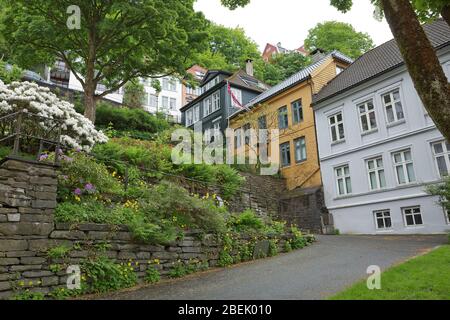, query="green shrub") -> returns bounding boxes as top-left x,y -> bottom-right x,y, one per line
47,245 -> 71,259
0,60 -> 23,84
268,240 -> 278,257
95,102 -> 170,133
213,165 -> 245,200
57,151 -> 122,201
81,257 -> 137,294
55,201 -> 132,225
11,290 -> 45,300
284,241 -> 292,252
230,210 -> 265,232
145,266 -> 161,284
